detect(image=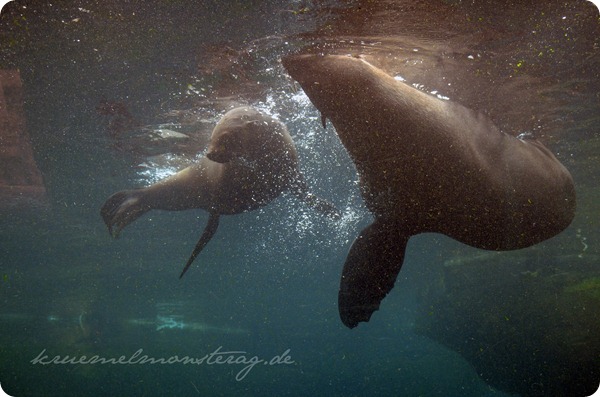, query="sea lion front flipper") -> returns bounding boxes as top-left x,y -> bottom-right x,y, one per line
100,189 -> 149,238
338,218 -> 408,328
179,212 -> 221,279
289,175 -> 340,220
